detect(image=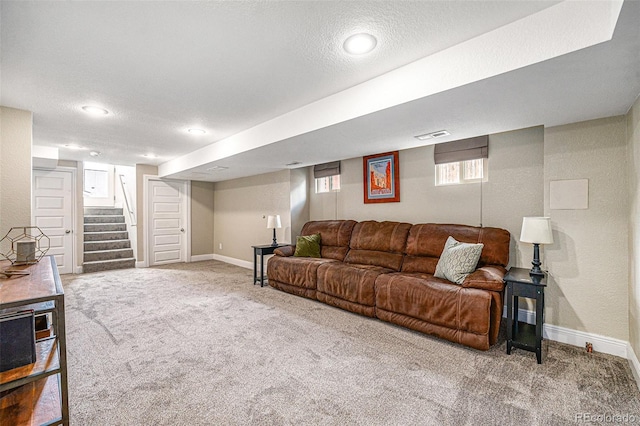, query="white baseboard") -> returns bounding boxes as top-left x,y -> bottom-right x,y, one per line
190,254 -> 214,262
628,343 -> 640,391
502,306 -> 628,358
213,254 -> 252,270
75,266 -> 83,274
135,261 -> 146,268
